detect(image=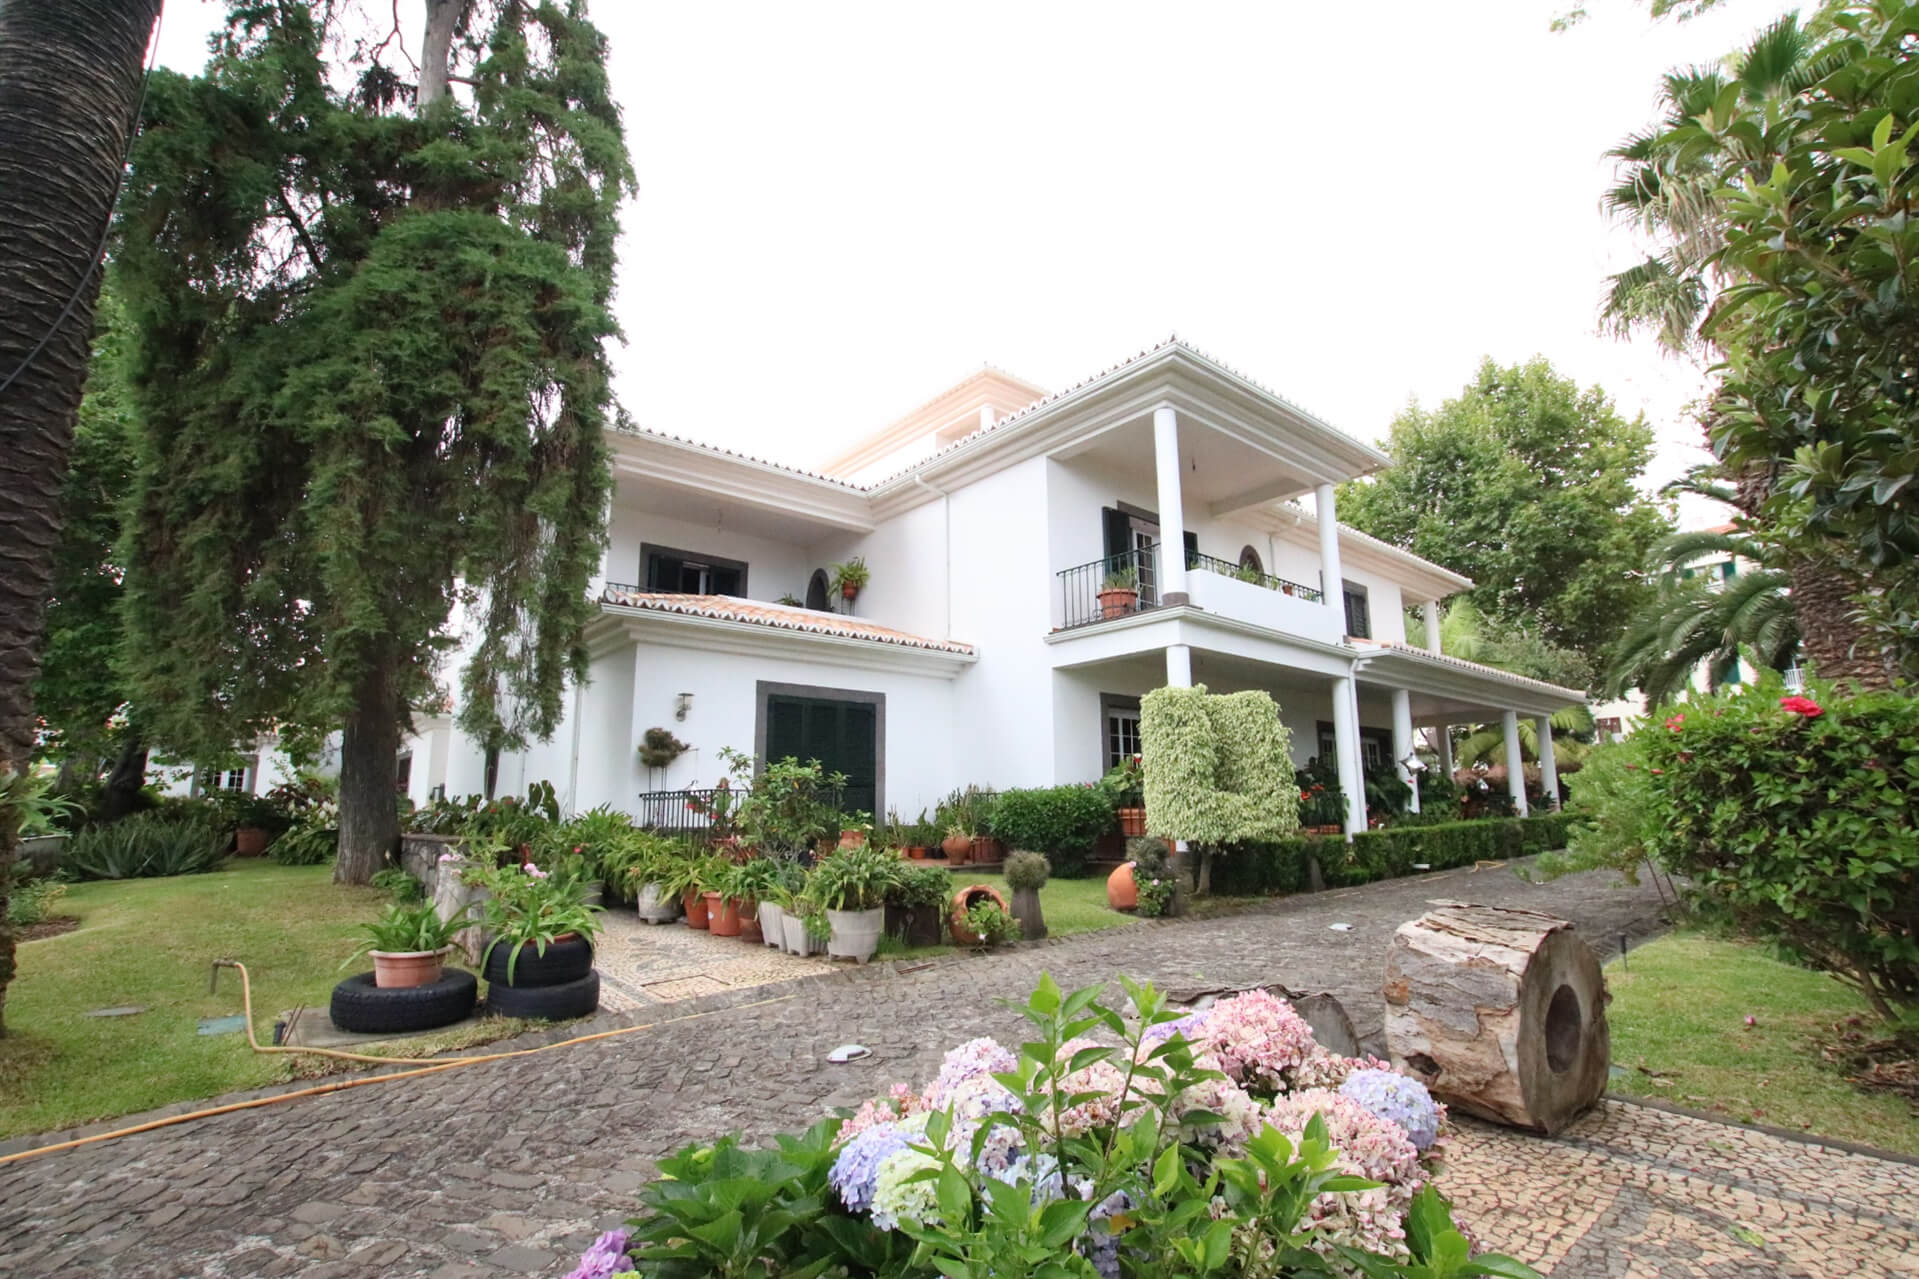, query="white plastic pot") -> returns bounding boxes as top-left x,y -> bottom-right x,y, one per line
826,906 -> 885,965
758,901 -> 786,948
635,881 -> 682,924
780,912 -> 819,957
